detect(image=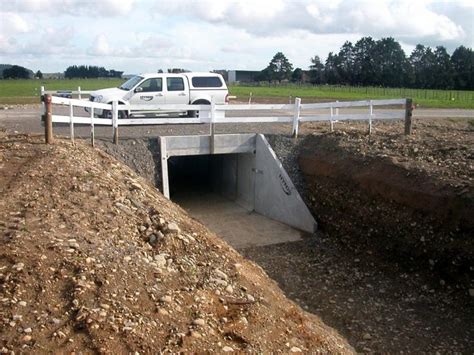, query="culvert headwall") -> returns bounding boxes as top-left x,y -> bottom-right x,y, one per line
160,134 -> 317,234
